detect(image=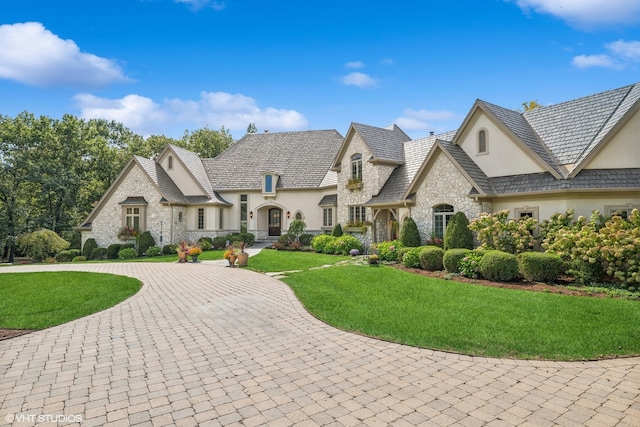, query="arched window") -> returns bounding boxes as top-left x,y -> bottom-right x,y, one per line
351,153 -> 362,181
478,129 -> 488,154
295,212 -> 303,220
168,155 -> 174,170
433,204 -> 454,238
